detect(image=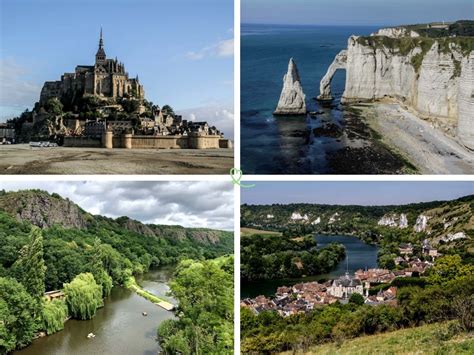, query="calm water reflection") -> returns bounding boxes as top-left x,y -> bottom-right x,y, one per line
15,267 -> 175,355
241,234 -> 379,298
